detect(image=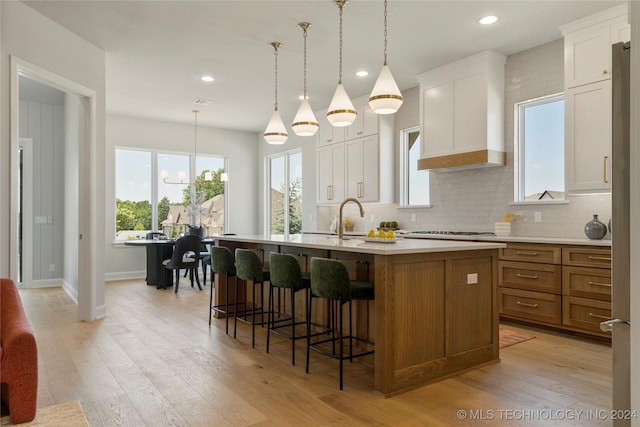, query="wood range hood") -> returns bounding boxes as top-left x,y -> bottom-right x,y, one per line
418,149 -> 506,170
